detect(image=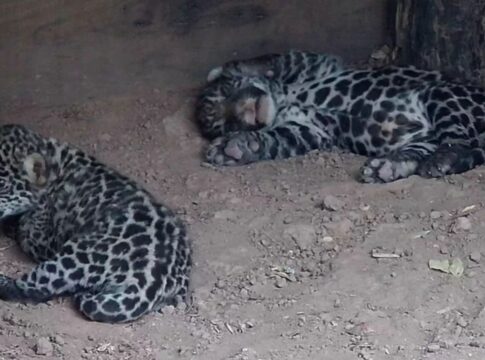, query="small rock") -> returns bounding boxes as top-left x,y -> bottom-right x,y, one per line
162,305 -> 175,315
453,217 -> 472,232
325,218 -> 353,238
52,335 -> 65,345
275,277 -> 287,288
468,233 -> 478,240
239,288 -> 249,299
213,209 -> 237,221
197,191 -> 209,199
35,337 -> 54,356
334,298 -> 341,308
398,213 -> 410,221
344,323 -> 355,332
430,211 -> 442,219
319,236 -> 336,251
215,279 -> 226,289
440,246 -> 449,255
426,343 -> 441,353
176,302 -> 187,312
470,251 -> 481,263
346,211 -> 363,224
321,195 -> 344,211
284,224 -> 316,250
358,349 -> 373,360
457,317 -> 468,328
